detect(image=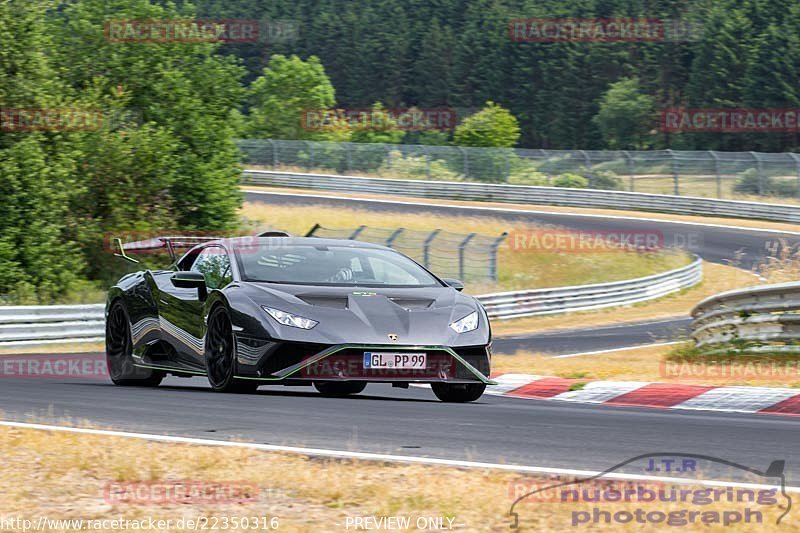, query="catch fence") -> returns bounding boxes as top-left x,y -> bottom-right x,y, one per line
306,224 -> 507,282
